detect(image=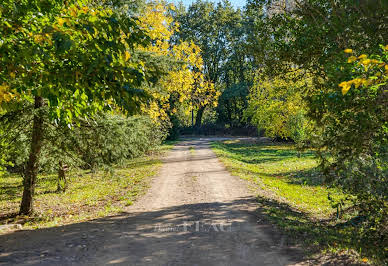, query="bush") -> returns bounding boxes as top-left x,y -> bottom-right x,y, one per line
70,114 -> 167,169
246,72 -> 313,145
317,48 -> 388,238
0,107 -> 167,174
